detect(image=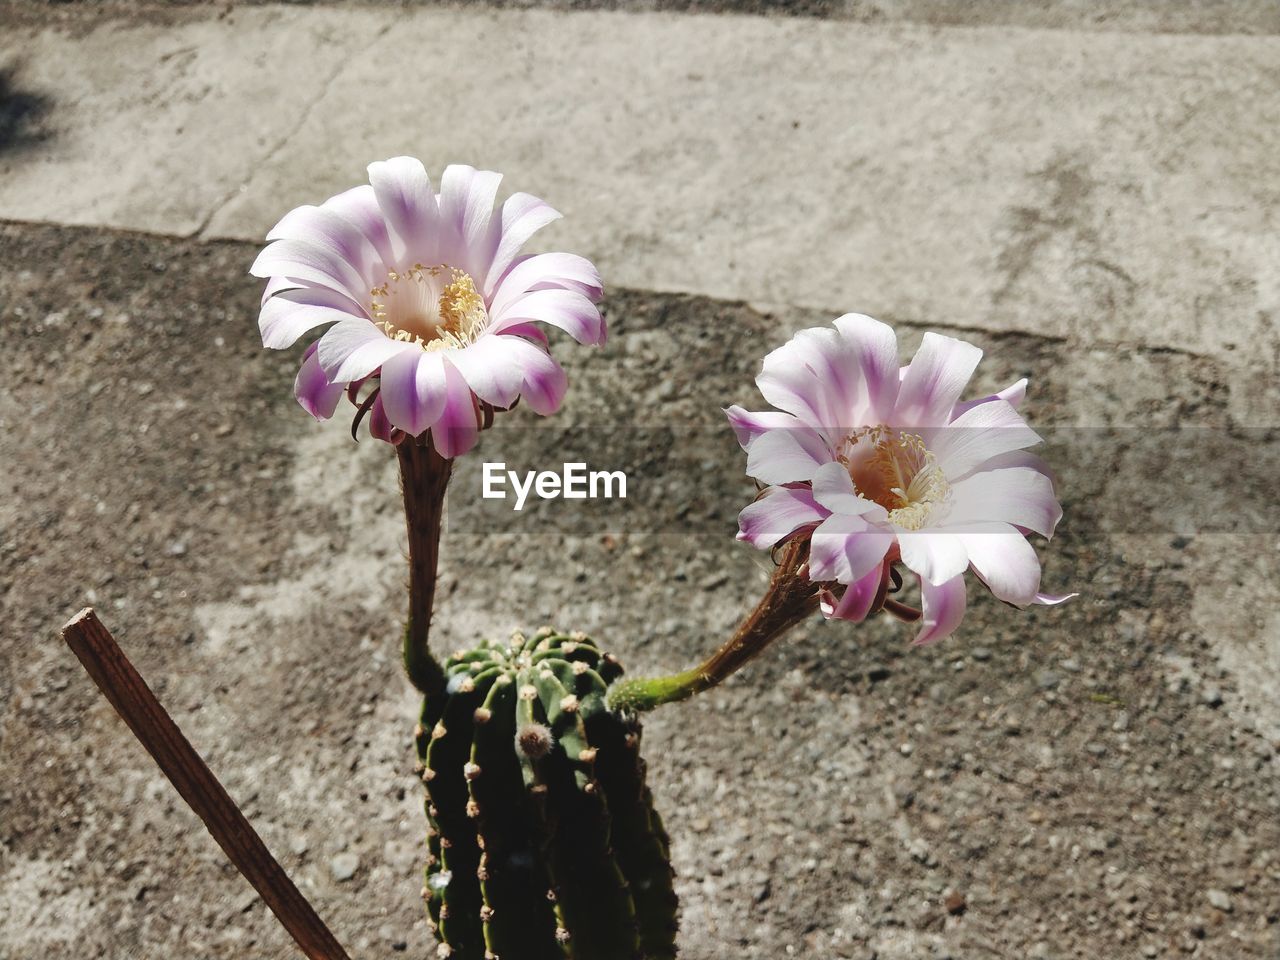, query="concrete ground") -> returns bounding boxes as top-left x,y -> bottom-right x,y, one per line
0,3 -> 1277,959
